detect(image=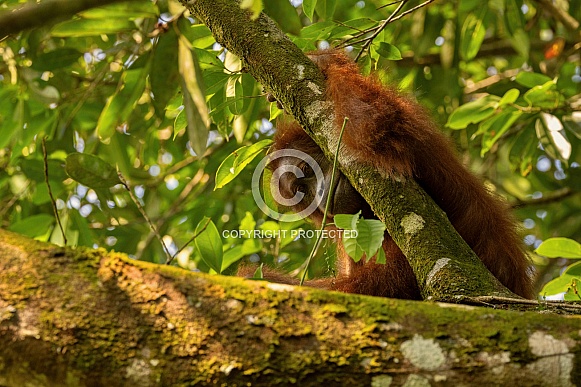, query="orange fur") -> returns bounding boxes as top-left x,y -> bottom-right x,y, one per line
261,50 -> 535,299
